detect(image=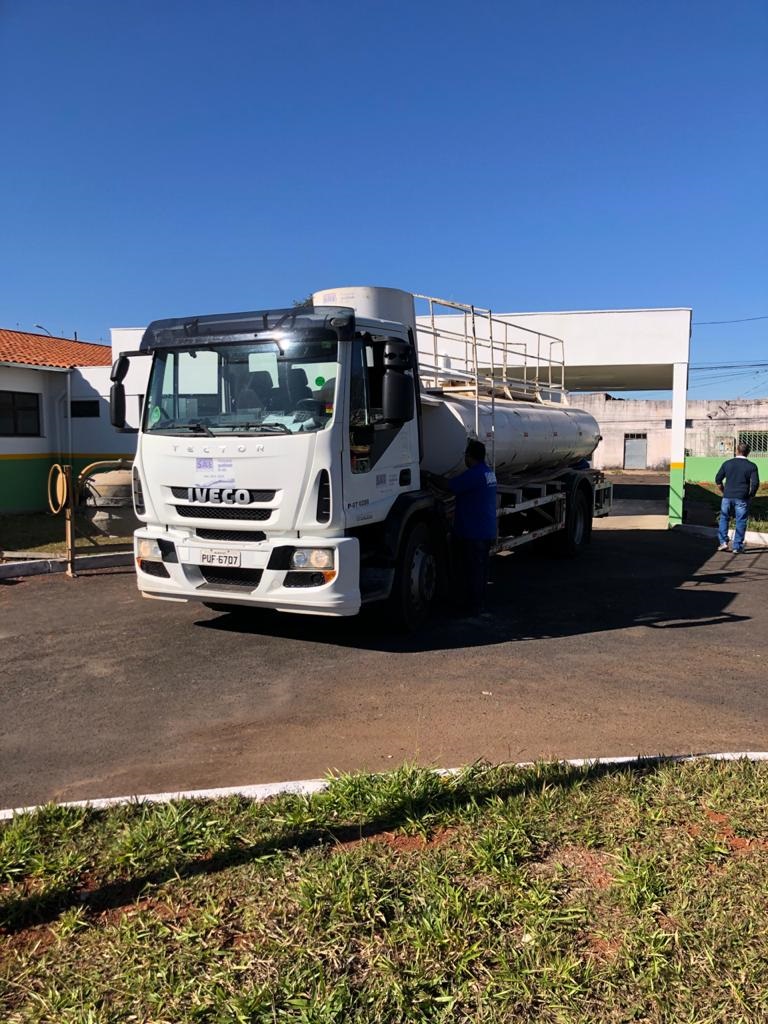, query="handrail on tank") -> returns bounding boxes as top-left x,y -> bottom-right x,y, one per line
413,293 -> 566,400
413,293 -> 569,472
